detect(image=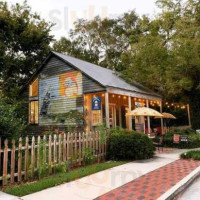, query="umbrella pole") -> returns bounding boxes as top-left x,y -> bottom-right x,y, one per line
144,118 -> 146,134
160,101 -> 164,134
